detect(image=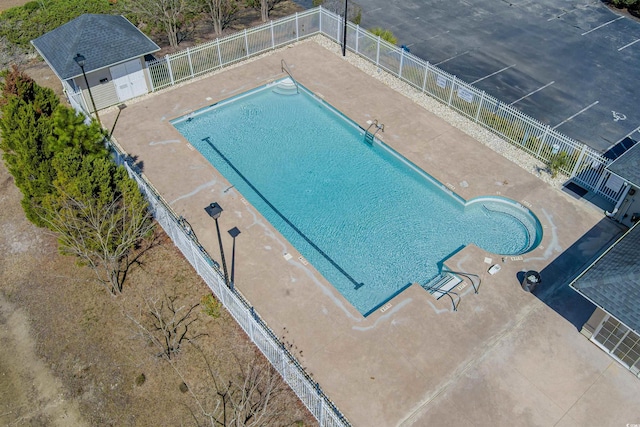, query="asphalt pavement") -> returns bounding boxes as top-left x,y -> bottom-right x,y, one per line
297,0 -> 640,154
